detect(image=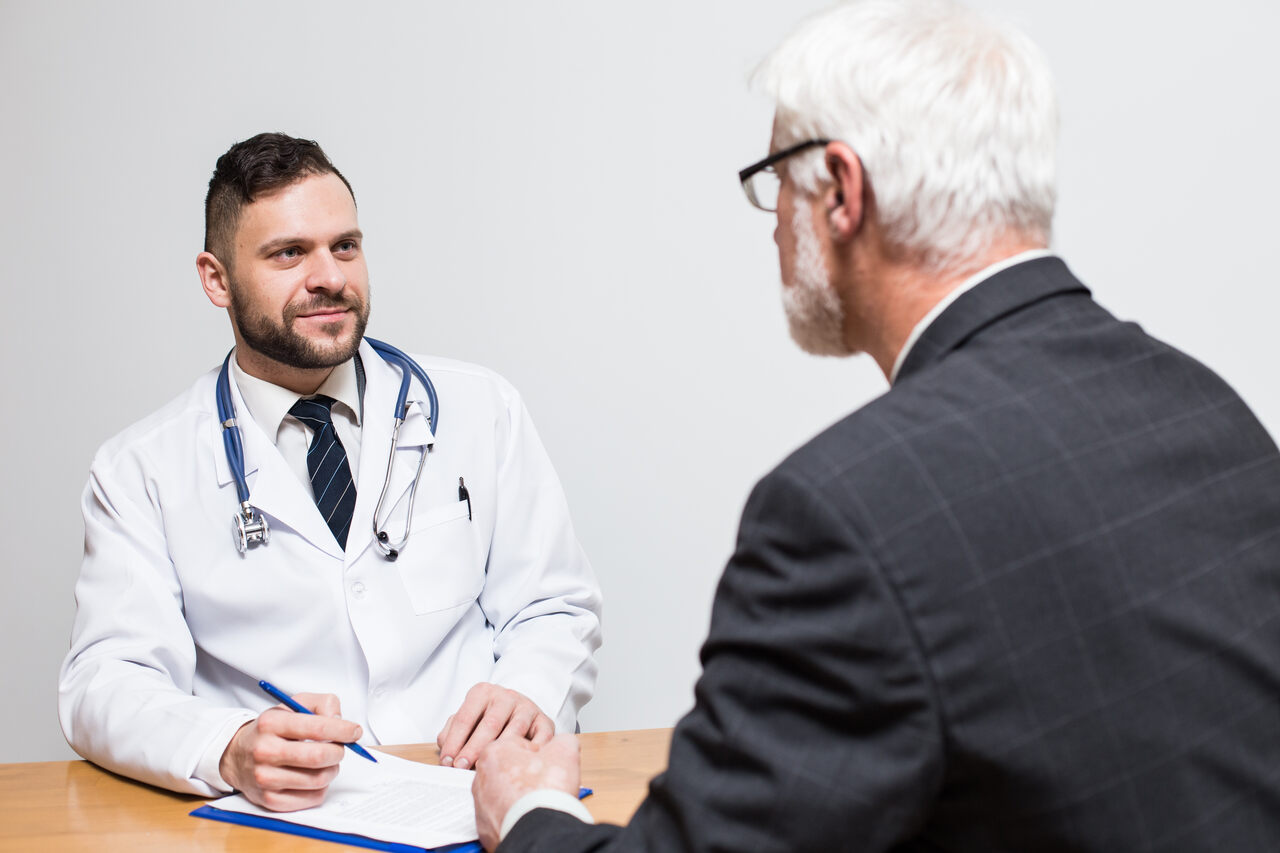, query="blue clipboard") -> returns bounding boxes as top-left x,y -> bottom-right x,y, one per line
191,787 -> 593,852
